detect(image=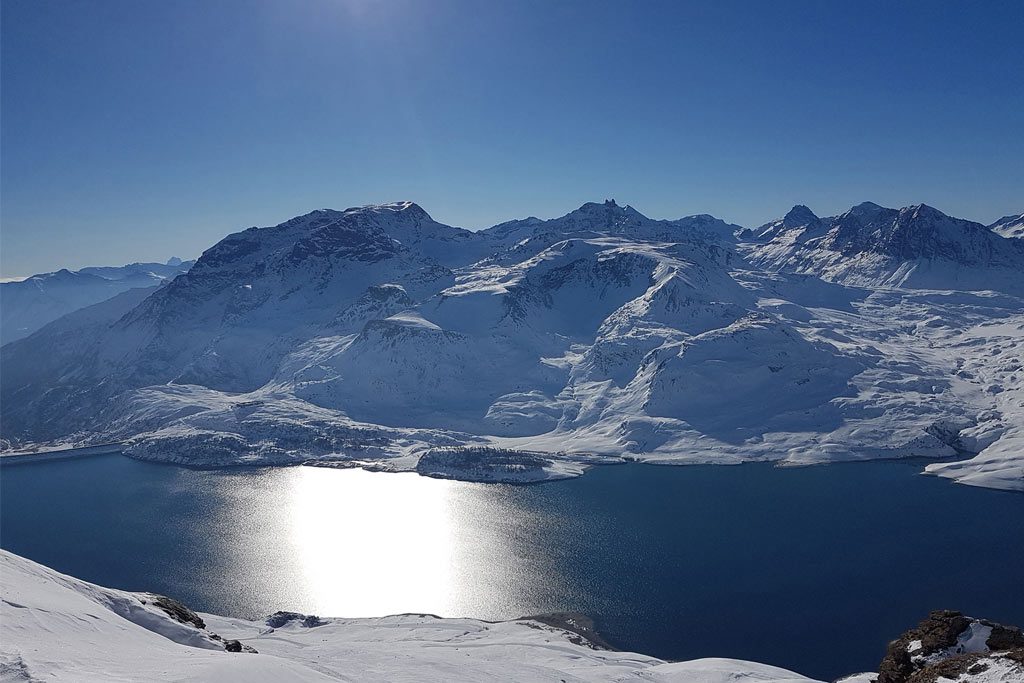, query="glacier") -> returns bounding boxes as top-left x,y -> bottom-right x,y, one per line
1,199 -> 1021,491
